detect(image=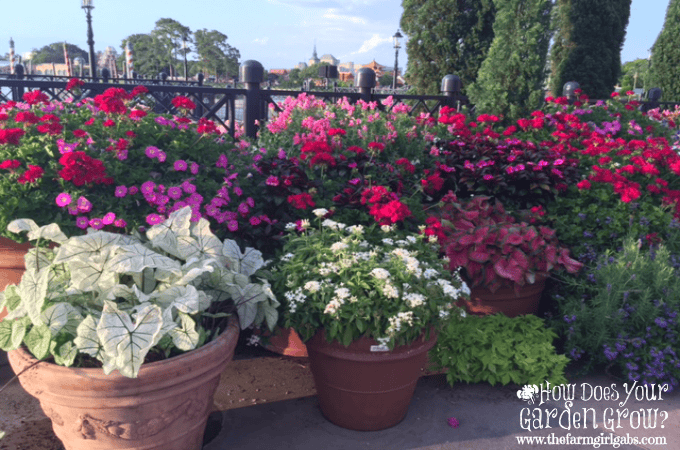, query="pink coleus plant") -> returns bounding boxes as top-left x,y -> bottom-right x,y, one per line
437,192 -> 583,294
